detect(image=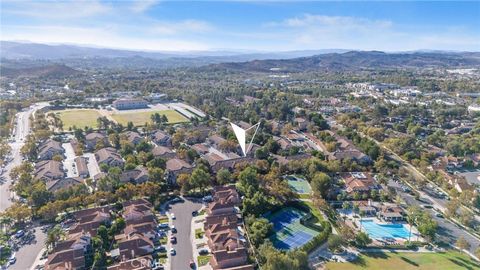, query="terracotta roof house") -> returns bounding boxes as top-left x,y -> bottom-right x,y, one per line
212,186 -> 241,205
120,166 -> 149,184
151,130 -> 171,146
122,131 -> 144,145
165,158 -> 193,184
69,206 -> 111,236
343,172 -> 380,194
95,147 -> 124,168
113,98 -> 148,110
85,132 -> 108,150
46,177 -> 83,192
204,186 -> 253,270
151,146 -> 176,159
107,255 -> 153,270
74,156 -> 89,178
123,203 -> 155,226
45,248 -> 86,270
272,153 -> 312,166
35,160 -> 64,181
117,234 -> 154,261
38,139 -> 64,160
378,204 -> 405,222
